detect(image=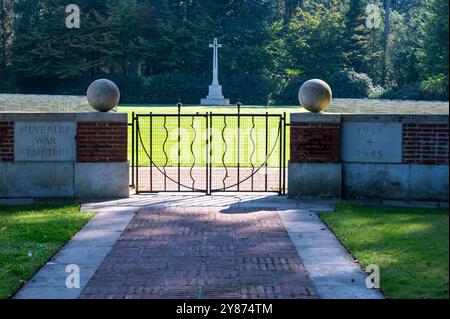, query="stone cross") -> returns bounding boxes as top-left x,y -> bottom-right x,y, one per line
209,38 -> 222,86
201,38 -> 230,106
